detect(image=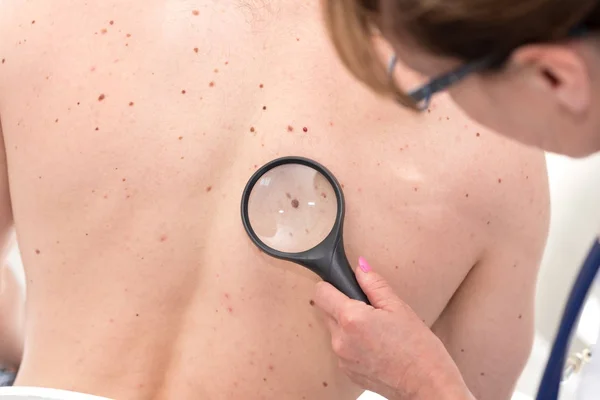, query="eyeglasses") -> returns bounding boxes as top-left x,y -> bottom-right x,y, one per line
389,26 -> 588,112
387,53 -> 504,111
